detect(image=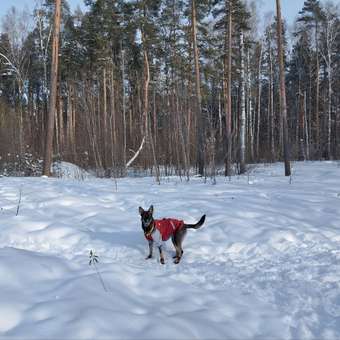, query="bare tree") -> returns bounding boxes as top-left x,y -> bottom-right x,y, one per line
0,6 -> 32,154
320,6 -> 339,159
